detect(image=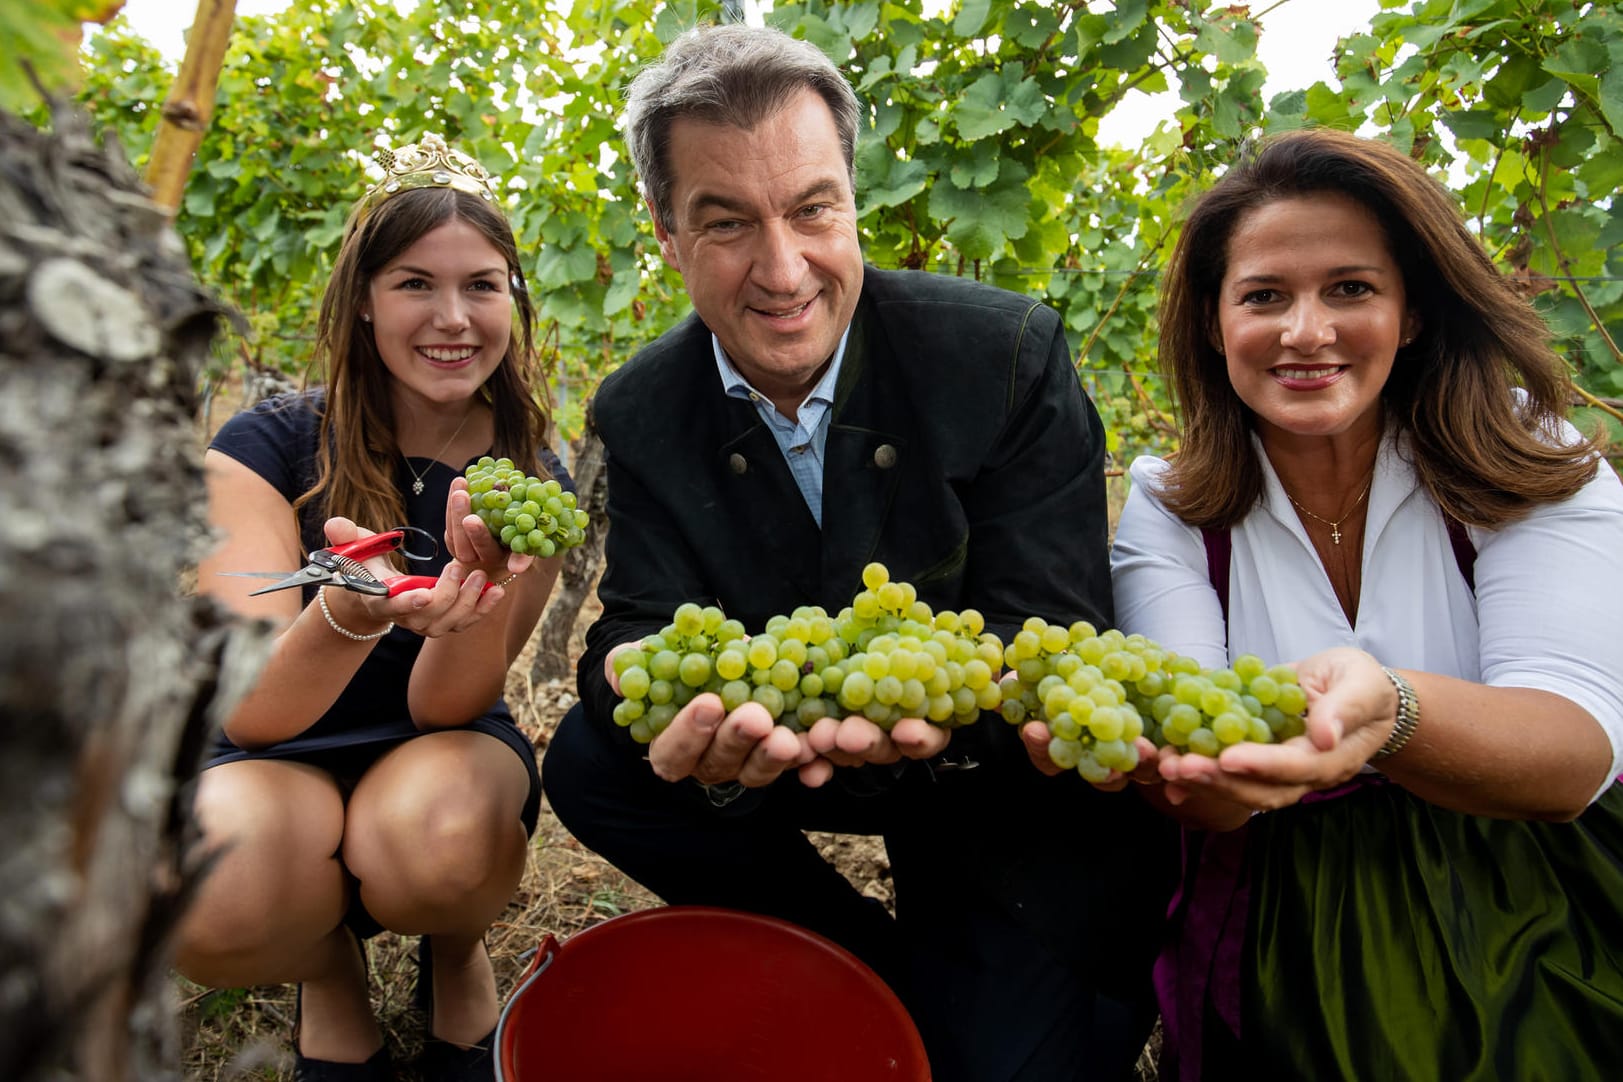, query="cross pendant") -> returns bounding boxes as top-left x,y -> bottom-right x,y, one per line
1330,524 -> 1342,544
